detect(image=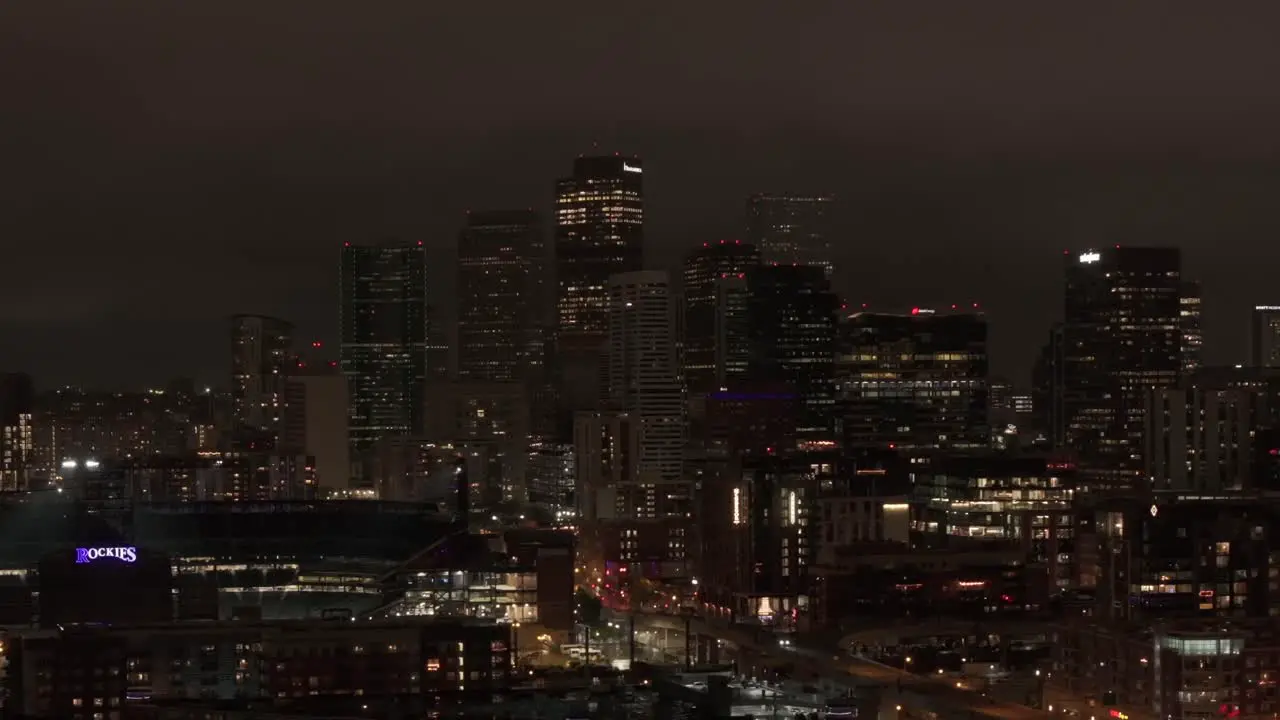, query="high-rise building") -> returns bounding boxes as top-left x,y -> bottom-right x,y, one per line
339,242 -> 429,480
746,265 -> 839,447
281,365 -> 350,491
554,156 -> 644,413
229,315 -> 293,441
1252,305 -> 1280,368
1032,324 -> 1066,447
745,193 -> 834,276
457,210 -> 545,383
1180,280 -> 1203,374
1062,247 -> 1181,490
681,240 -> 759,395
1145,366 -> 1280,493
425,303 -> 451,382
837,309 -> 989,455
573,271 -> 689,579
603,271 -> 685,486
0,373 -> 34,492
